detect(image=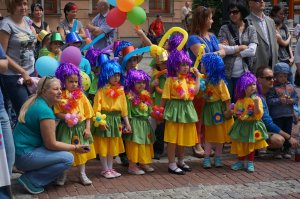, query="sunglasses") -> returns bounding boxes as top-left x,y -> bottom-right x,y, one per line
229,10 -> 240,15
41,76 -> 54,90
261,76 -> 274,81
